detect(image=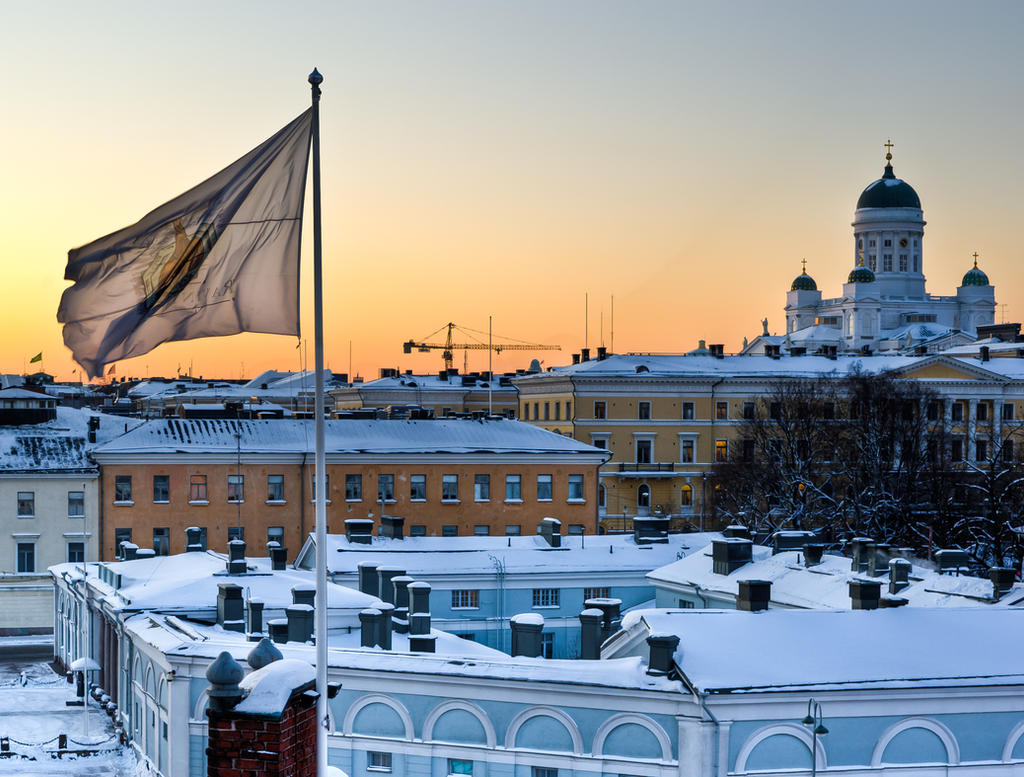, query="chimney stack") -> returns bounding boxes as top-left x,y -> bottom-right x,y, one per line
217,583 -> 245,633
646,634 -> 679,676
888,558 -> 911,594
848,537 -> 873,573
802,543 -> 824,566
378,567 -> 406,605
849,579 -> 882,610
120,541 -> 138,561
377,603 -> 394,651
722,525 -> 751,540
510,614 -> 545,657
737,580 -> 771,611
246,598 -> 264,640
712,538 -> 753,574
391,576 -> 413,634
357,561 -> 380,596
867,543 -> 892,577
935,549 -> 968,575
571,353 -> 581,365
772,530 -> 815,554
286,605 -> 314,644
408,582 -> 435,653
633,516 -> 670,544
227,539 -> 247,574
596,346 -> 608,360
291,585 -> 315,608
269,544 -> 287,571
584,597 -> 622,642
381,515 -> 405,540
359,609 -> 382,648
581,347 -> 591,361
709,343 -> 725,359
990,567 -> 1016,600
268,619 -> 289,644
578,608 -> 603,660
539,517 -> 562,547
344,519 -> 374,545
